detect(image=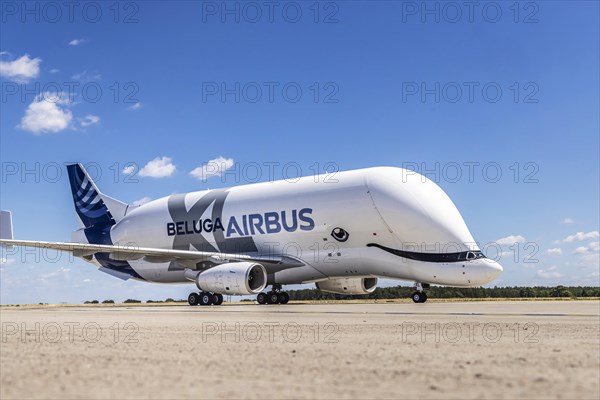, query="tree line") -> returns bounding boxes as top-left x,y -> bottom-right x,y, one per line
286,285 -> 600,300
81,285 -> 599,304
